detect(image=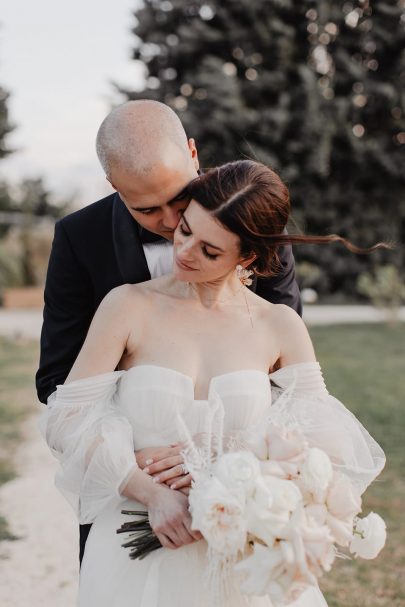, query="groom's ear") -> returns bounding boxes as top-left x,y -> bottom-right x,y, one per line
188,138 -> 200,171
106,176 -> 117,191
